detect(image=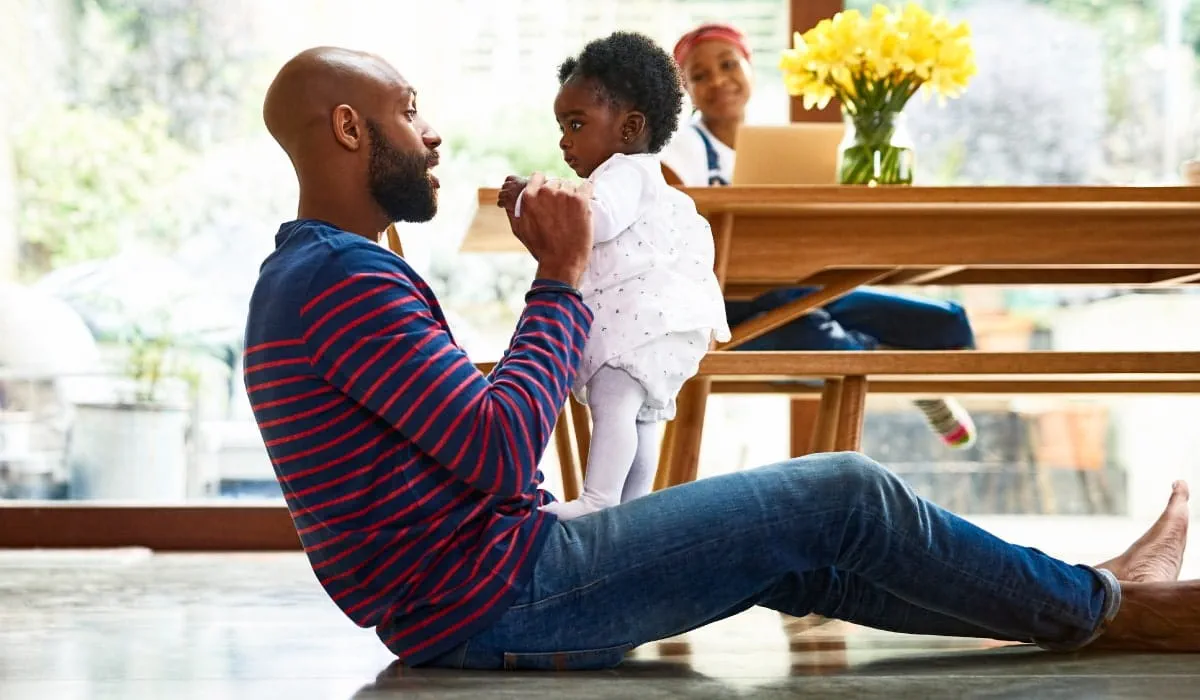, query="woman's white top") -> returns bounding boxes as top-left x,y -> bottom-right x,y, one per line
657,113 -> 735,187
